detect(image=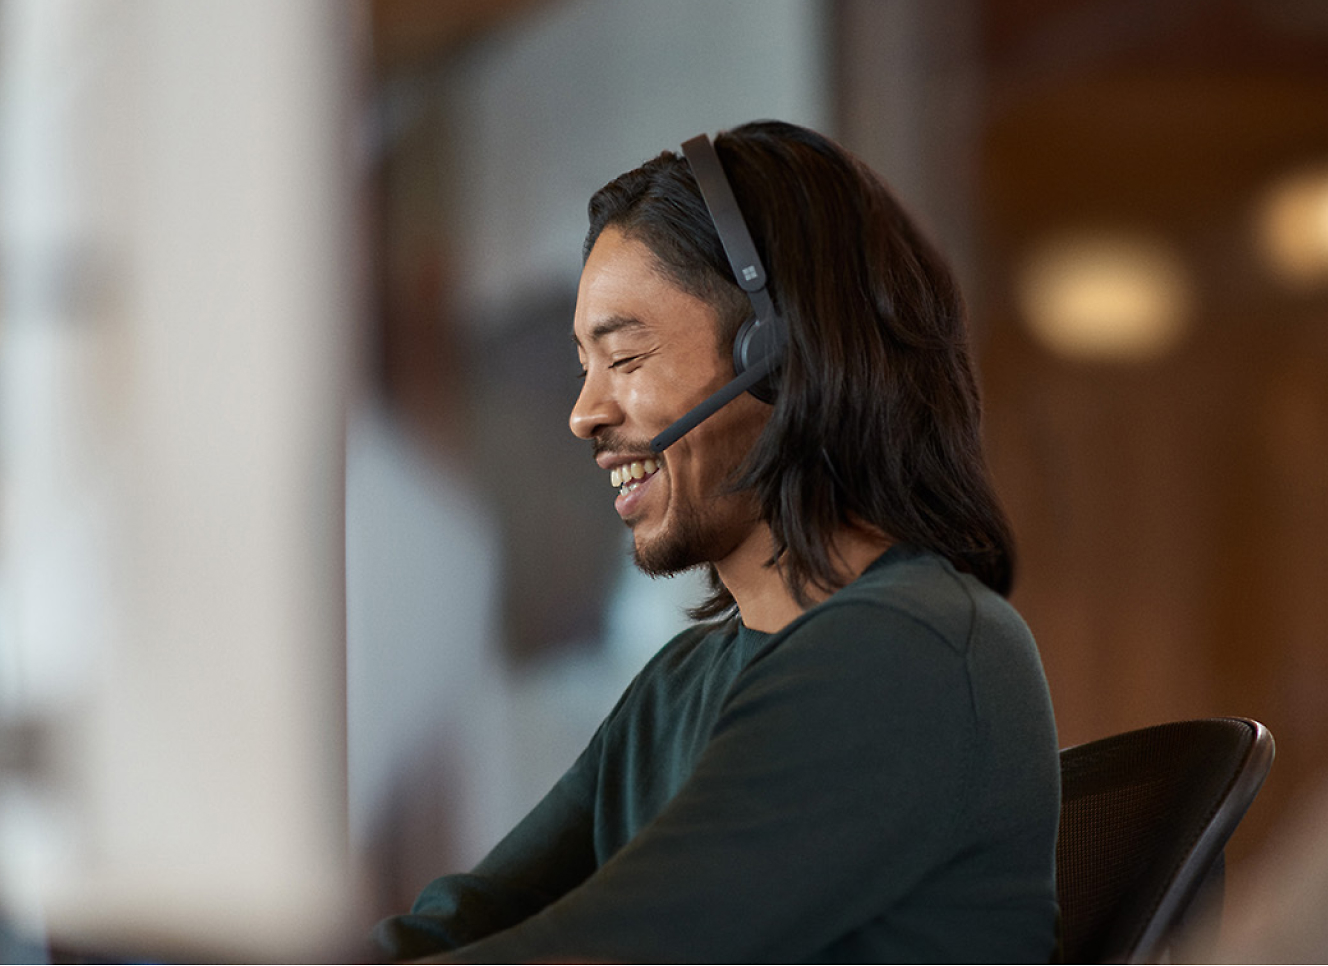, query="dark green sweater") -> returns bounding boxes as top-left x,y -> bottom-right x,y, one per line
376,545 -> 1060,963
